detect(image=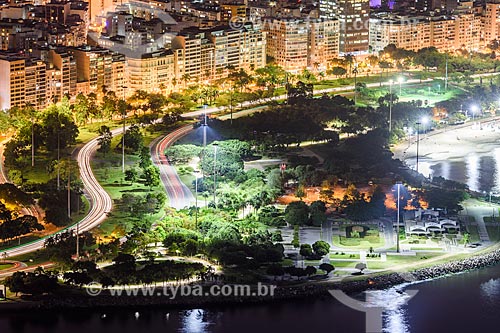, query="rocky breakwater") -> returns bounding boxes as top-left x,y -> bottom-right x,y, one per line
340,248 -> 500,293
